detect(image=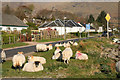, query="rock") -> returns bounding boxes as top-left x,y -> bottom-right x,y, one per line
116,61 -> 120,72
